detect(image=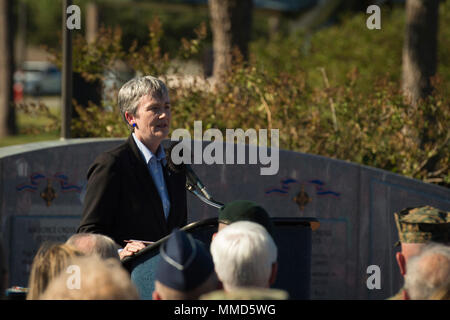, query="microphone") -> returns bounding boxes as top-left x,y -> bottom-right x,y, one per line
166,141 -> 223,208
185,163 -> 212,200
185,180 -> 223,209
